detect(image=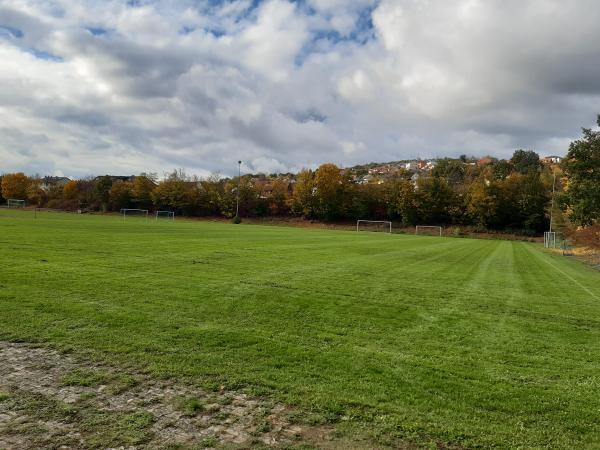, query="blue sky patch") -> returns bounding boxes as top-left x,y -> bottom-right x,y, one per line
0,25 -> 24,39
86,27 -> 108,36
28,48 -> 63,62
